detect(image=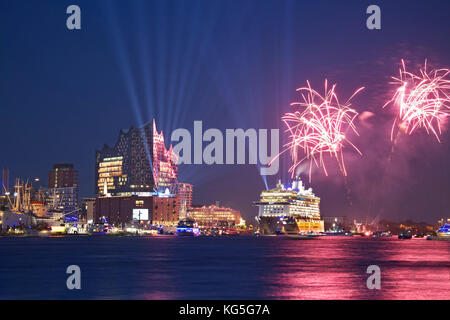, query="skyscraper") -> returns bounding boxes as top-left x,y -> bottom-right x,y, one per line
95,119 -> 178,196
